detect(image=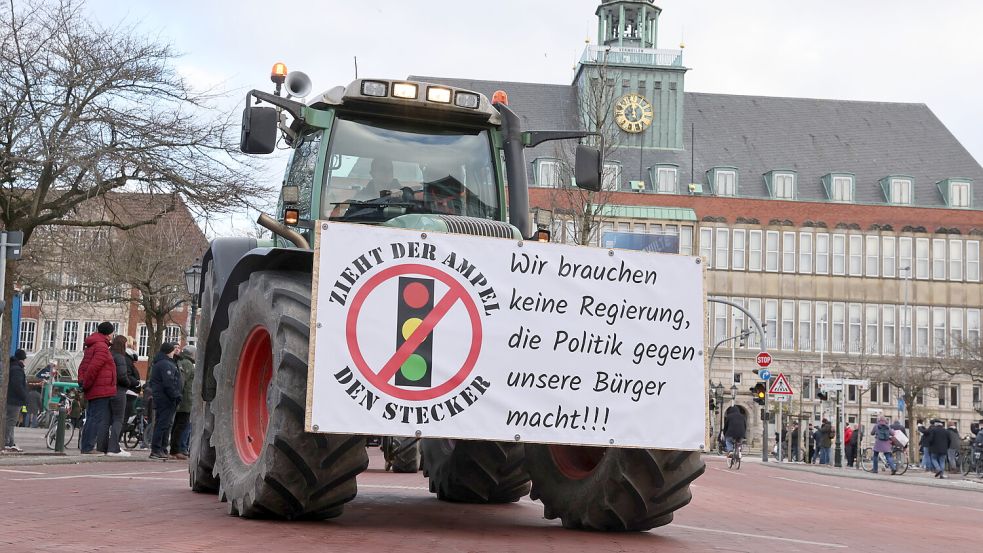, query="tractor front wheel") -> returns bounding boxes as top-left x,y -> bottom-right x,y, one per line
422,439 -> 530,503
